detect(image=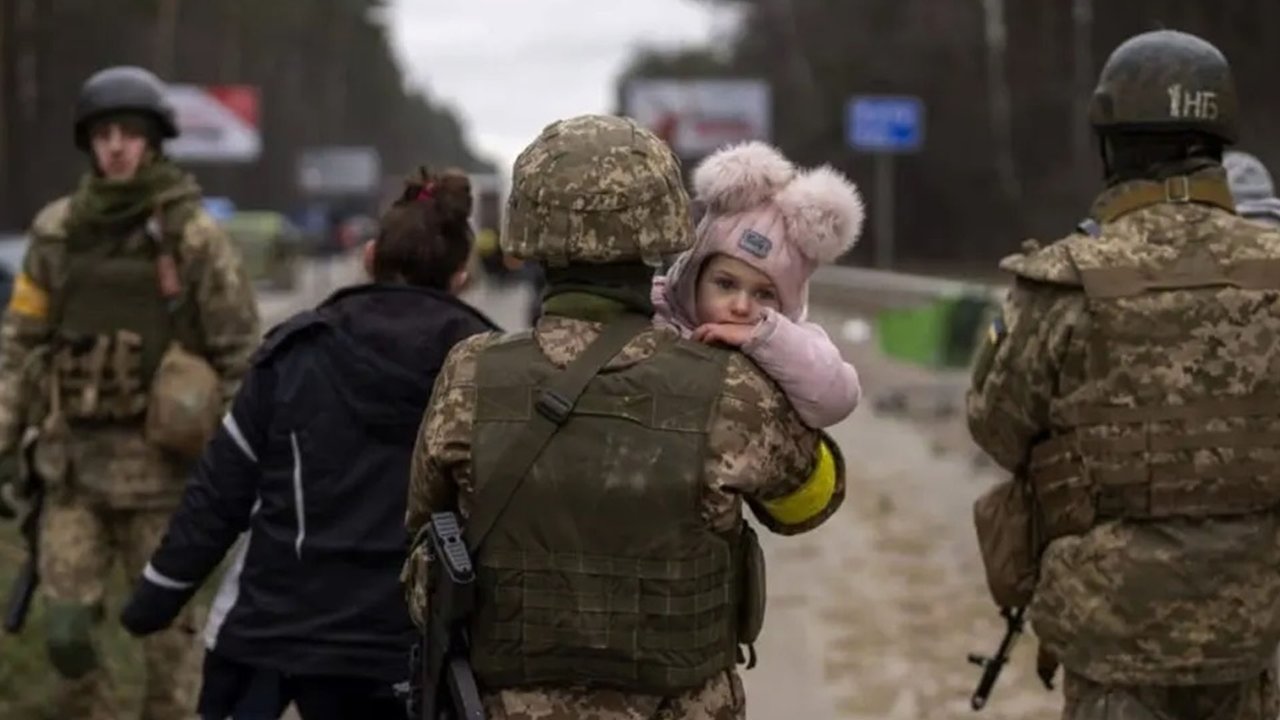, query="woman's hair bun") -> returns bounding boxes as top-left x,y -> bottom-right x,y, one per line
400,166 -> 473,225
